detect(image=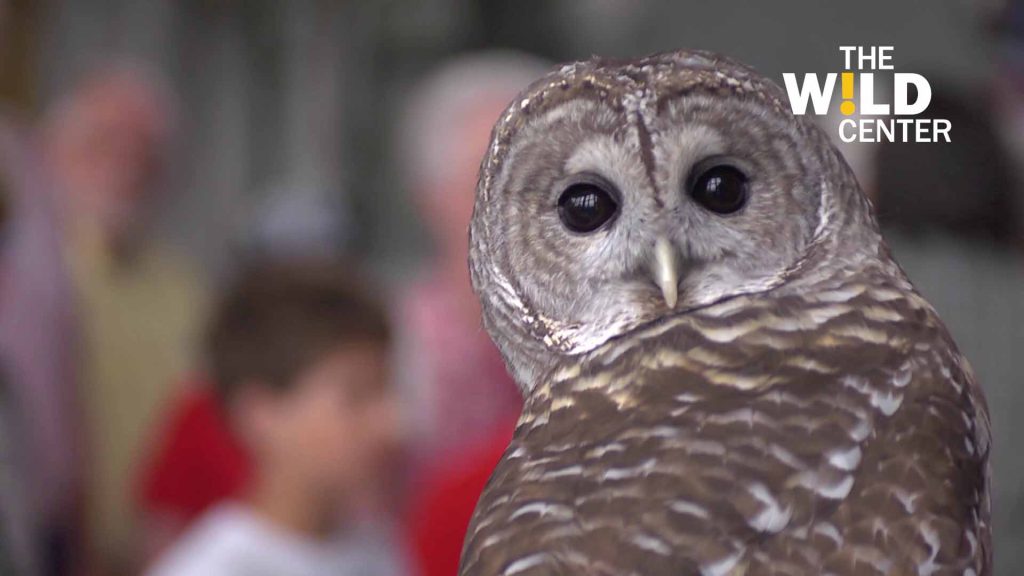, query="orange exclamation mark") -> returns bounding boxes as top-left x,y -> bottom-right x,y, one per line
840,72 -> 855,115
